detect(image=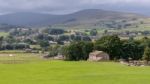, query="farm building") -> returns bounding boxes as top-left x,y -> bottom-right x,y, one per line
88,51 -> 109,61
